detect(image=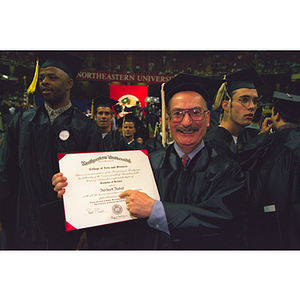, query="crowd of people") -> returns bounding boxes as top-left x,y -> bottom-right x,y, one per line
3,51 -> 300,77
0,52 -> 299,250
2,51 -> 300,105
